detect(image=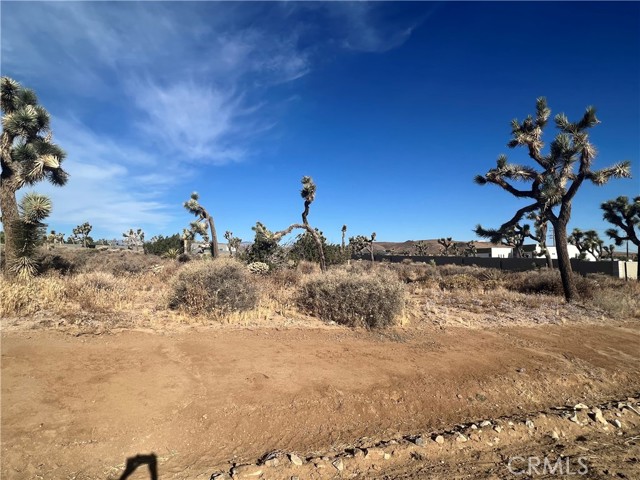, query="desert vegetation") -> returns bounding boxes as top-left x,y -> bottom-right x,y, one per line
2,246 -> 638,332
